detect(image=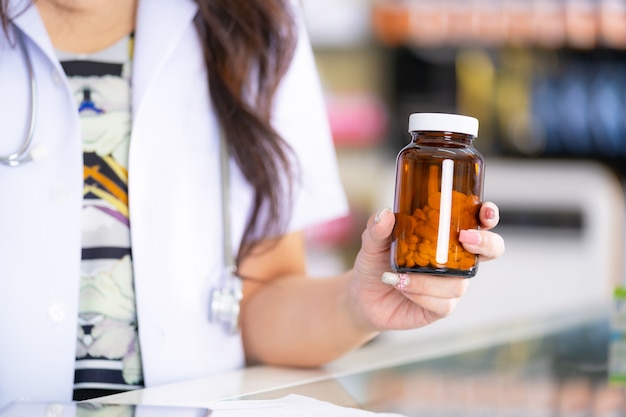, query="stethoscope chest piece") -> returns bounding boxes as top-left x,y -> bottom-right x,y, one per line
209,269 -> 243,334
